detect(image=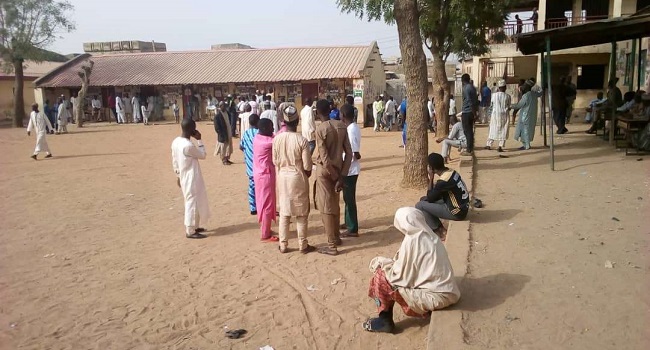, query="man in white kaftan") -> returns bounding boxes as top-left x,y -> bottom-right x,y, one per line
486,80 -> 511,152
132,94 -> 142,123
56,97 -> 69,134
27,103 -> 53,160
116,95 -> 126,124
172,118 -> 210,239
